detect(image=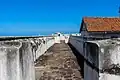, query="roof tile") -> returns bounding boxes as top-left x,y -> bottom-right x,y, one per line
83,17 -> 120,32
